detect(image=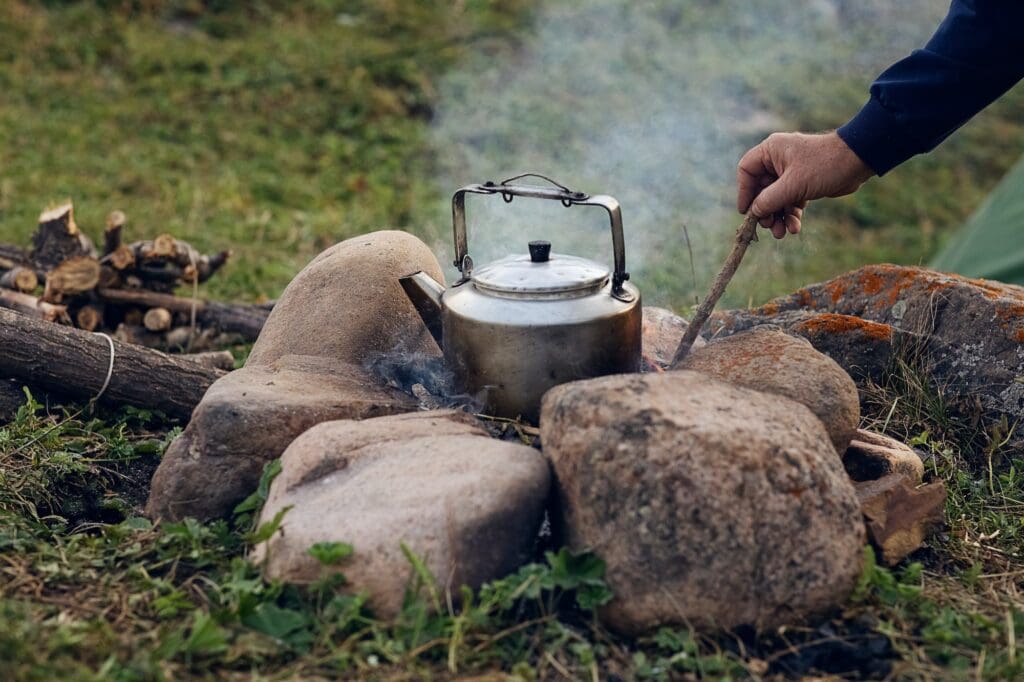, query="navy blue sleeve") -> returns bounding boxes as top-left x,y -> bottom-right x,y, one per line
837,0 -> 1024,176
